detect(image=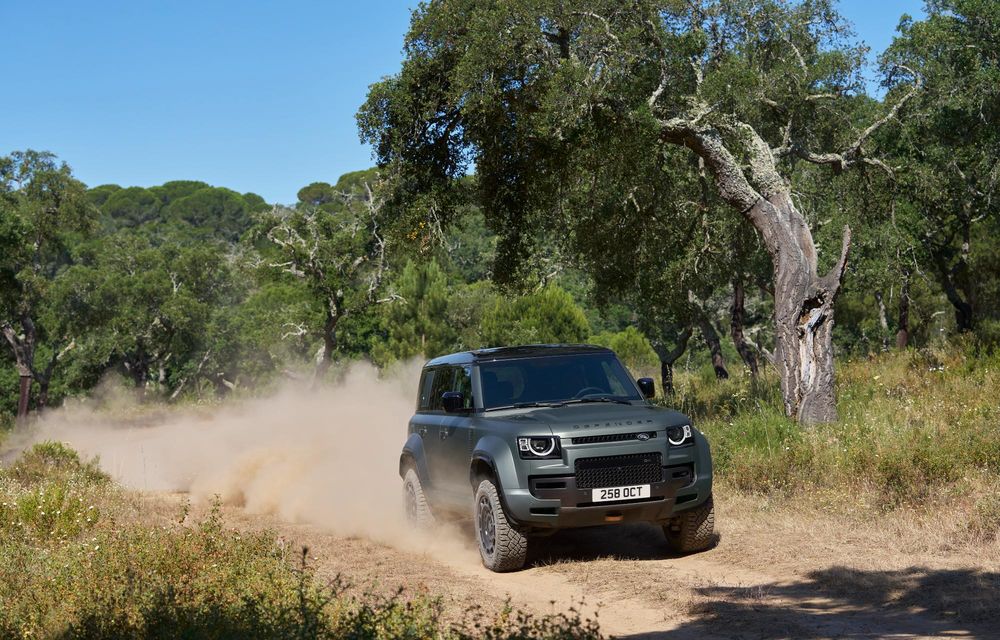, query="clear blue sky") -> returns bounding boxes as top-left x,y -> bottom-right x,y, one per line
1,0 -> 924,205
